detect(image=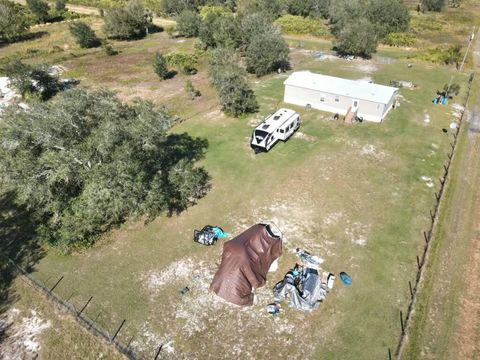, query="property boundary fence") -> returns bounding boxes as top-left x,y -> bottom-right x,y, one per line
391,72 -> 476,359
6,258 -> 146,360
